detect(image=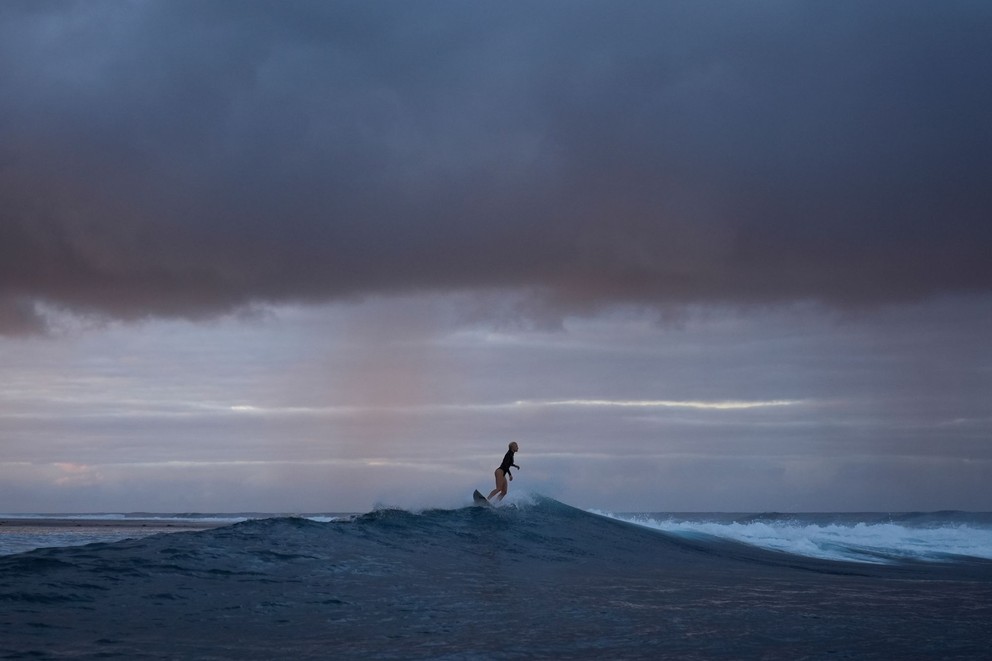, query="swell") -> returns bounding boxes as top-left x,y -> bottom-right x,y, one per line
3,497 -> 991,660
1,496 -> 988,591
